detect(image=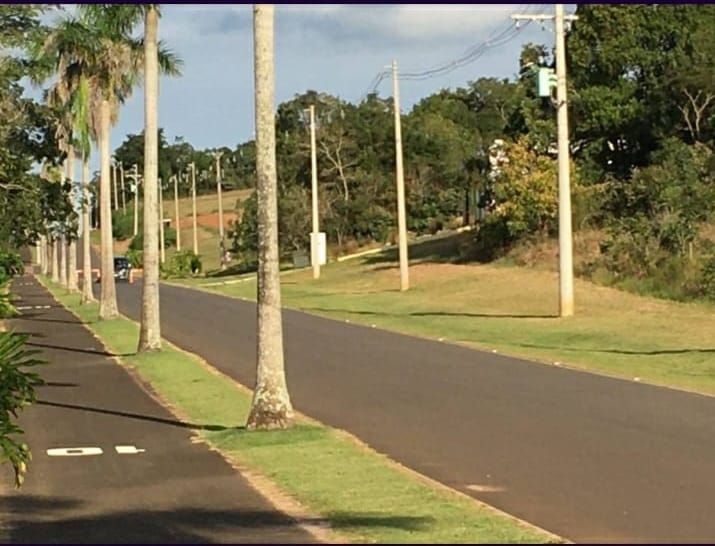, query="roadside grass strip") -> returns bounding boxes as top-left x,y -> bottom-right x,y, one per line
39,278 -> 558,544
